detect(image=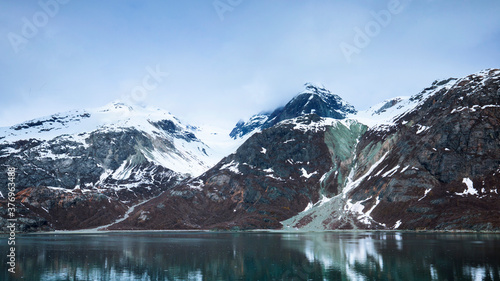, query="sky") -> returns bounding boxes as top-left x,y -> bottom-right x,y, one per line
1,0 -> 499,129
